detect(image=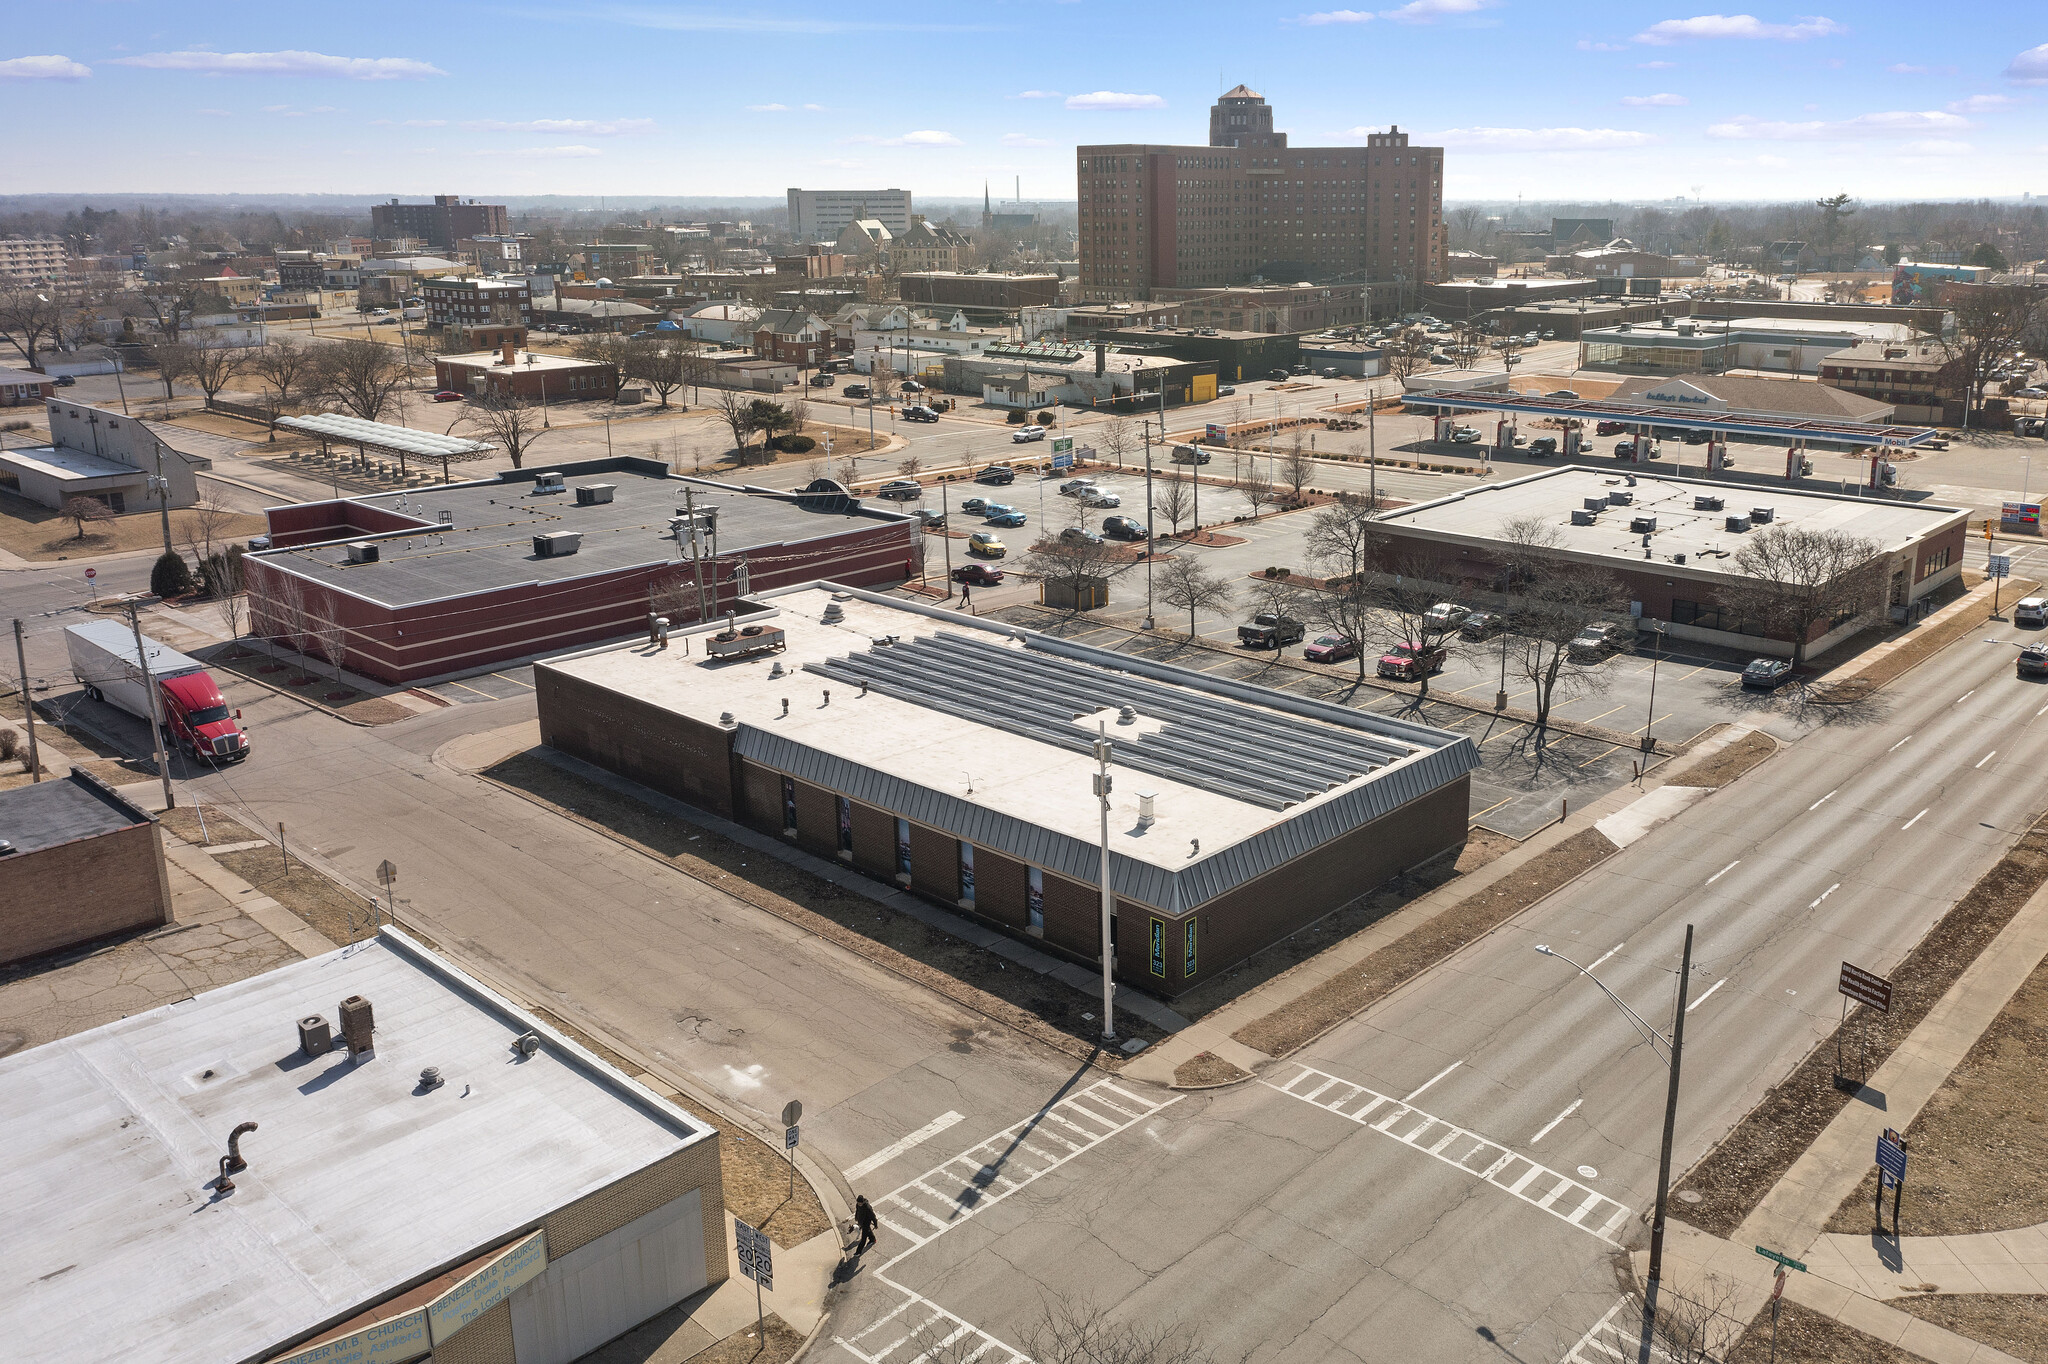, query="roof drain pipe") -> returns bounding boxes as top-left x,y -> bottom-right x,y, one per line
216,1121 -> 259,1193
